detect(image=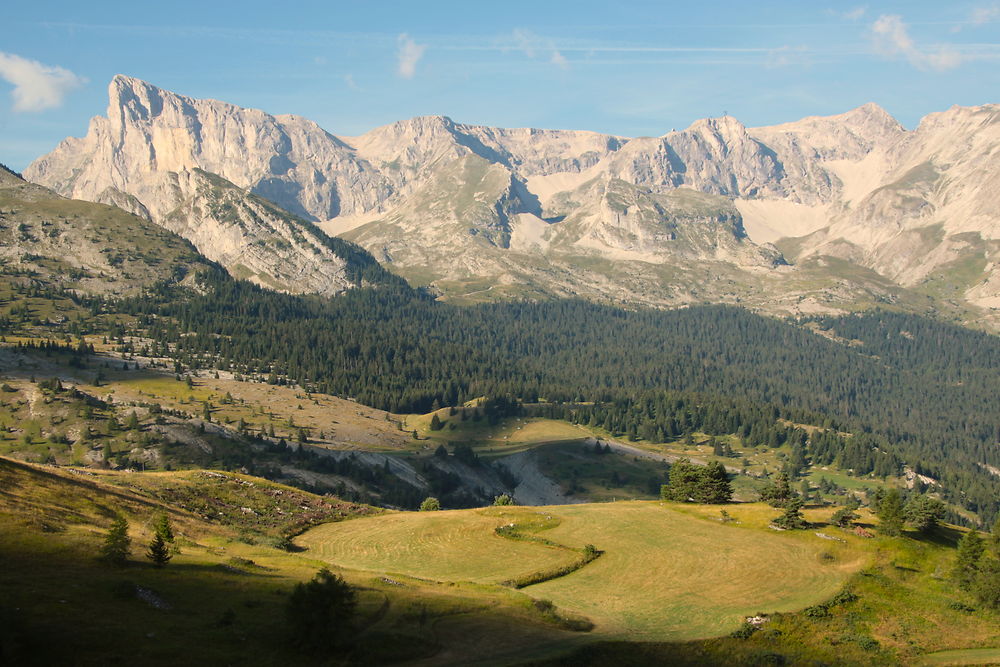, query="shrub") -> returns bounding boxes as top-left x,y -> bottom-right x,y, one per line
493,494 -> 514,506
